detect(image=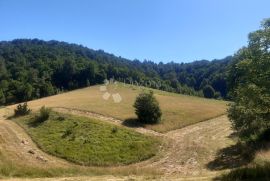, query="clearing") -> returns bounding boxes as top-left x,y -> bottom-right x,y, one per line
0,107 -> 235,180
7,83 -> 228,132
3,84 -> 260,180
